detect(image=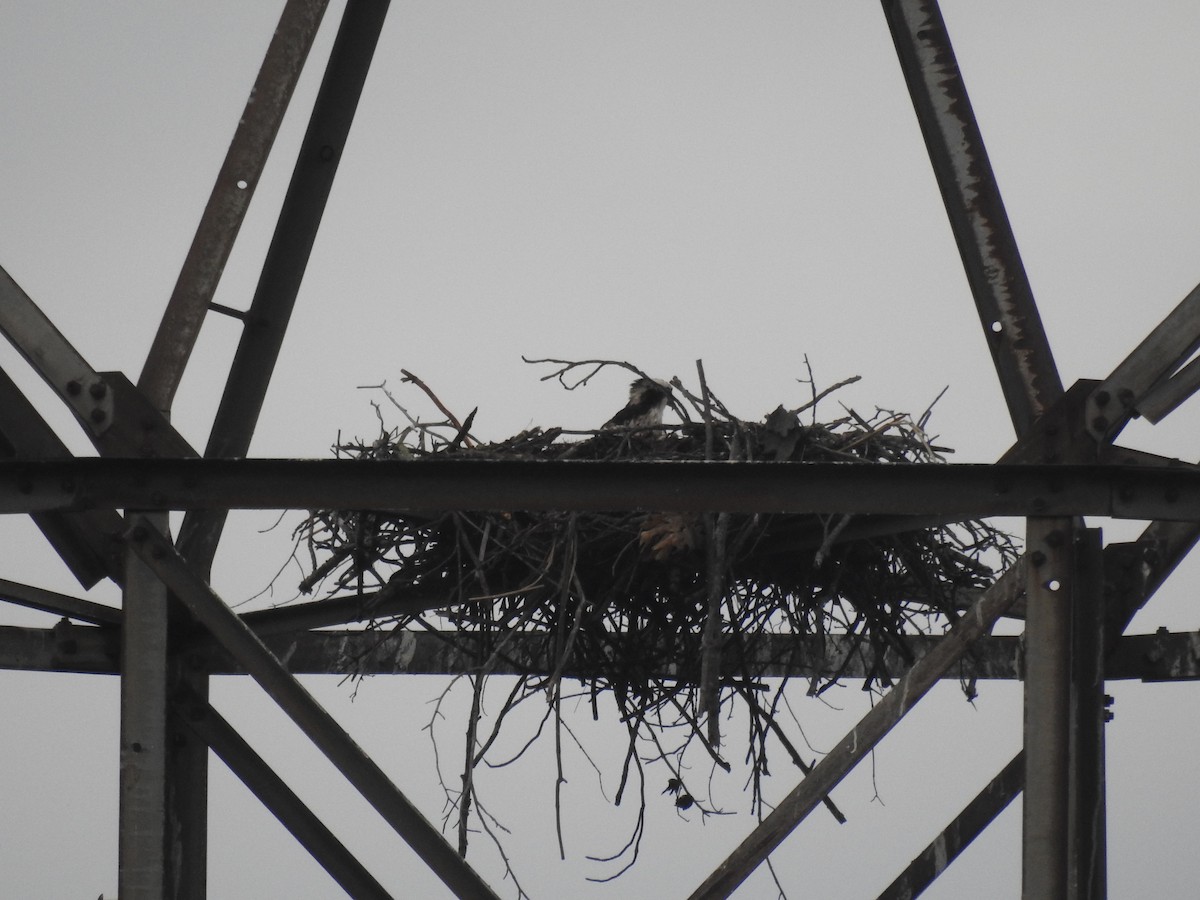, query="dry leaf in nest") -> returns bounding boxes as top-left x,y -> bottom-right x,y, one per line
638,512 -> 700,560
